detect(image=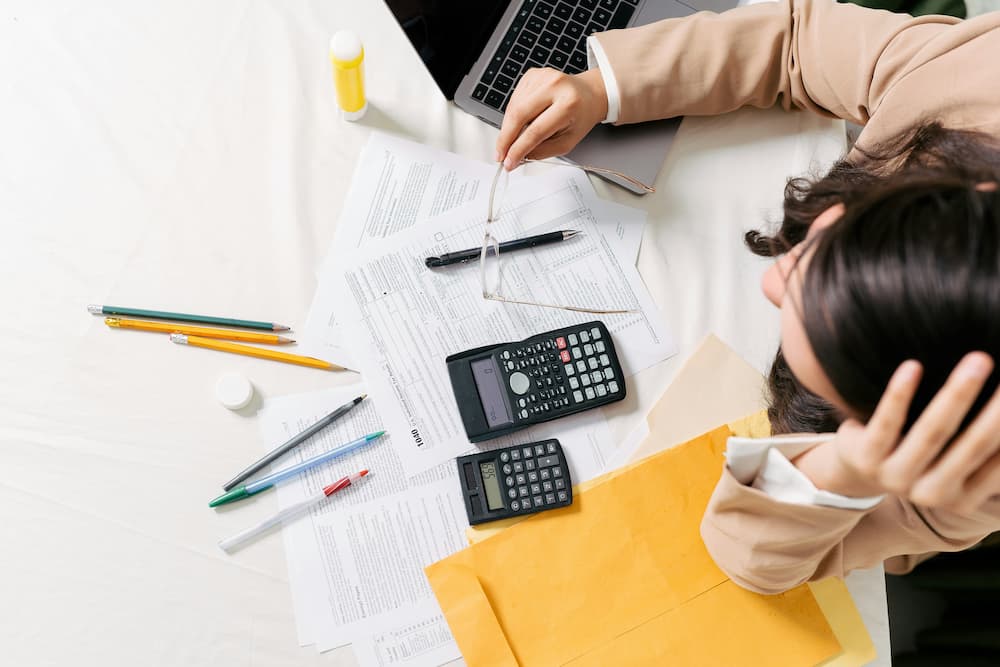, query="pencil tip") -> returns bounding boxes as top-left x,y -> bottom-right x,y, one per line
273,324 -> 291,332
358,394 -> 367,402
